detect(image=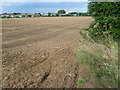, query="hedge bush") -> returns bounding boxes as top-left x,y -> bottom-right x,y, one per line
88,2 -> 120,41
